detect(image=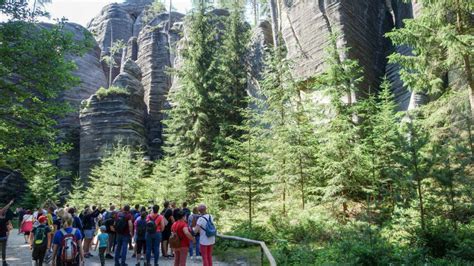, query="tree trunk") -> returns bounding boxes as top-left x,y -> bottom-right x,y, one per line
248,137 -> 252,229
268,0 -> 279,48
108,25 -> 113,88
